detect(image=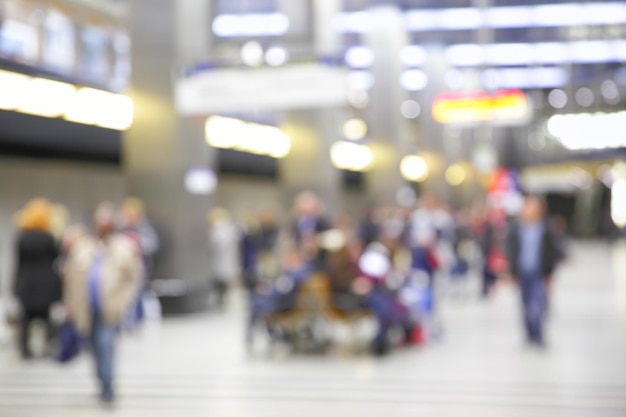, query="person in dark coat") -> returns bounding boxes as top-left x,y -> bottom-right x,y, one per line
292,192 -> 331,270
13,199 -> 61,359
506,195 -> 560,347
